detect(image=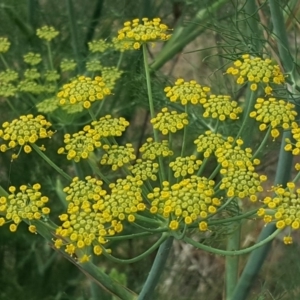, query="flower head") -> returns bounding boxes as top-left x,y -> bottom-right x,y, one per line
194,131 -> 234,158
150,107 -> 188,135
54,176 -> 110,259
226,54 -> 285,95
0,183 -> 50,233
24,68 -> 41,80
101,67 -> 123,90
57,76 -> 111,109
88,39 -> 111,53
58,126 -> 102,162
36,26 -> 59,41
164,79 -> 210,105
258,182 -> 300,244
36,97 -> 59,113
0,69 -> 18,83
100,144 -> 136,171
169,155 -> 202,178
215,142 -> 266,201
18,79 -> 45,94
0,37 -> 11,53
116,17 -> 171,50
139,137 -> 173,160
85,60 -> 102,72
128,159 -> 159,181
23,52 -> 42,65
201,95 -> 243,121
250,97 -> 297,140
148,176 -> 220,231
0,82 -> 17,97
0,114 -> 54,158
60,59 -> 77,72
44,70 -> 60,82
